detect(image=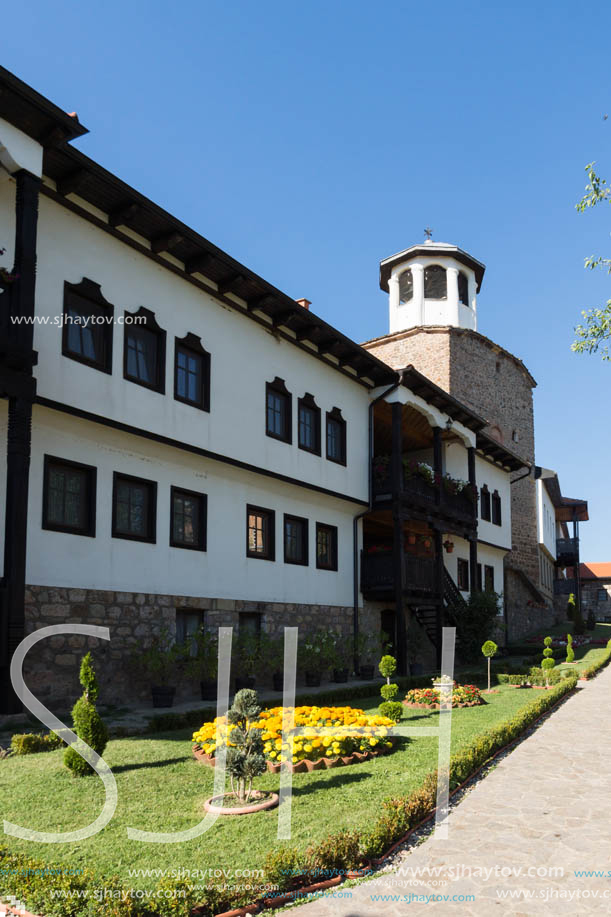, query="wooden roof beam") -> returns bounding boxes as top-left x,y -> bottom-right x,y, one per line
247,293 -> 276,313
296,324 -> 321,342
185,252 -> 213,275
109,202 -> 140,228
151,231 -> 183,254
271,309 -> 296,329
57,169 -> 88,196
217,272 -> 245,295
